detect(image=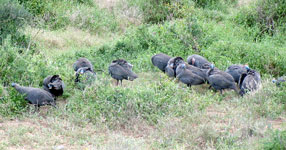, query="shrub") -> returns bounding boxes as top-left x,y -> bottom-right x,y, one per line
193,0 -> 237,11
0,89 -> 28,116
193,0 -> 221,8
262,130 -> 286,150
18,0 -> 50,16
127,0 -> 196,23
0,83 -> 3,97
235,0 -> 286,38
0,0 -> 31,47
0,38 -> 53,86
